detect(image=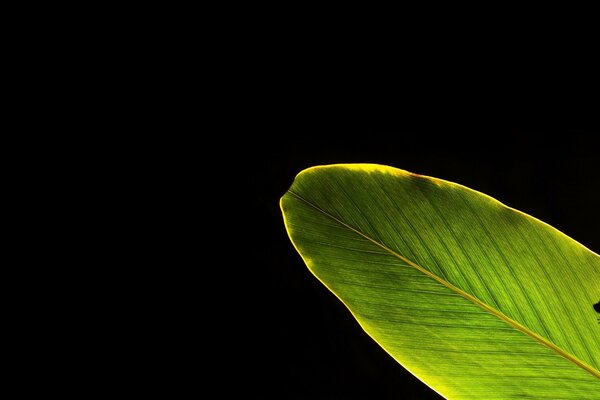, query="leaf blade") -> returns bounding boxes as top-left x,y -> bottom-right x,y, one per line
281,164 -> 600,399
